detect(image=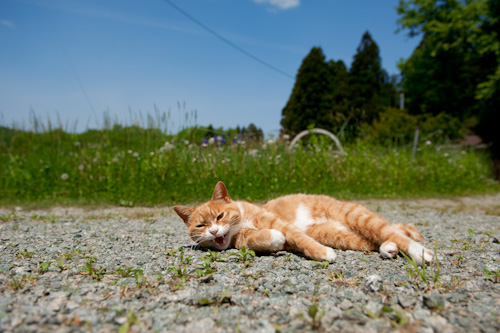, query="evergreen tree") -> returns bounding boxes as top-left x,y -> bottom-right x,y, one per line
348,31 -> 391,128
323,60 -> 350,135
281,47 -> 333,134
